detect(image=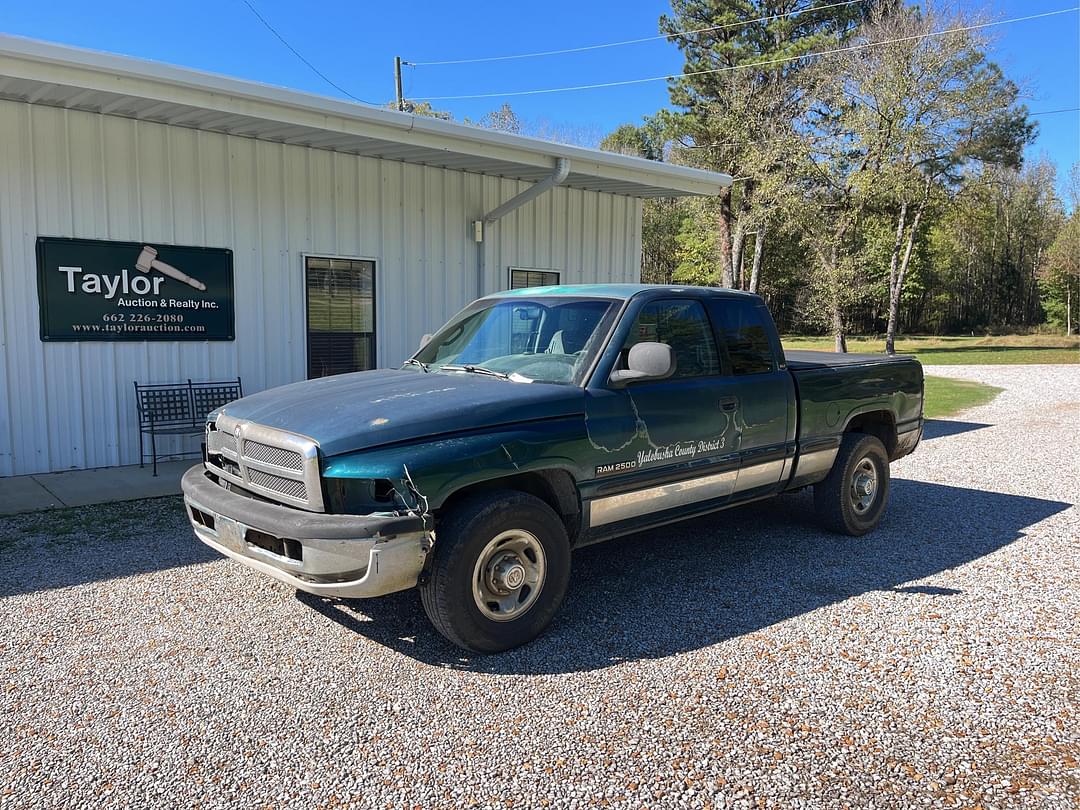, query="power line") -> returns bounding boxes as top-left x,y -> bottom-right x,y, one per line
409,0 -> 862,66
638,104 -> 1079,150
414,6 -> 1080,102
239,0 -> 376,105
